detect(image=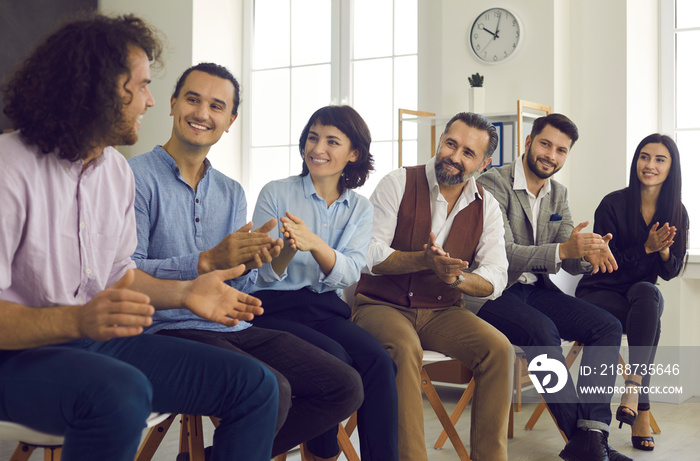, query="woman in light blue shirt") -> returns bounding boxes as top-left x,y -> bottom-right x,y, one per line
252,105 -> 398,461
